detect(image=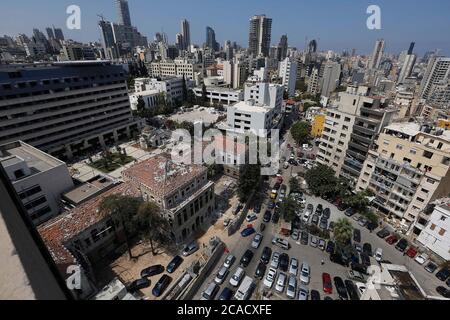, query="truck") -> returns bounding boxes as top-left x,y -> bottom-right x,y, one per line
234,276 -> 255,300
